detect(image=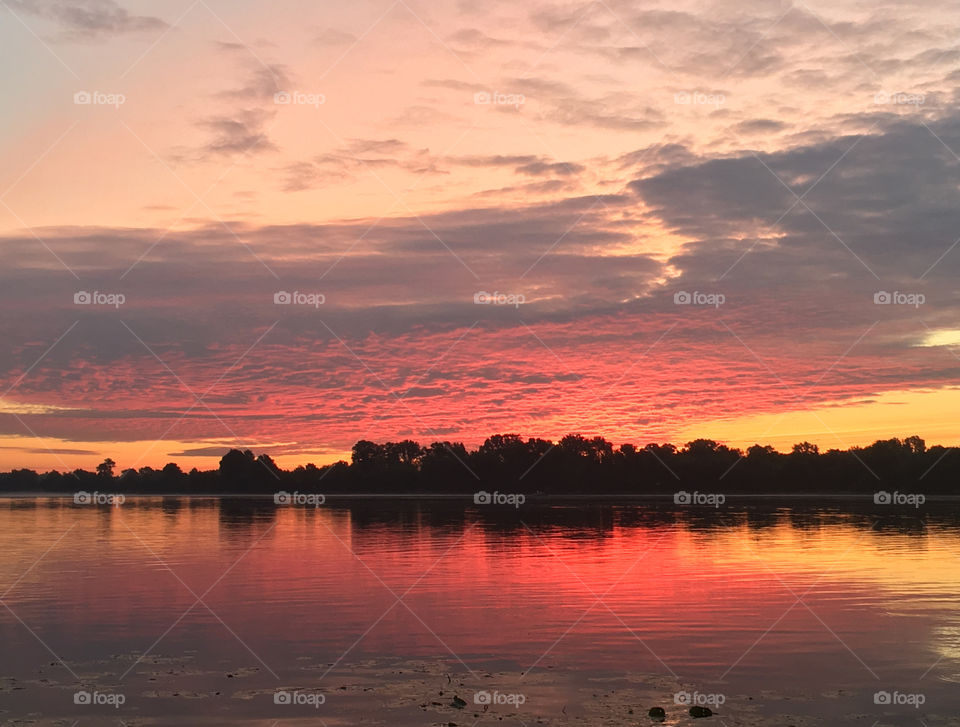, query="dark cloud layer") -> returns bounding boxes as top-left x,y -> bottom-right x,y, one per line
5,110 -> 960,452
